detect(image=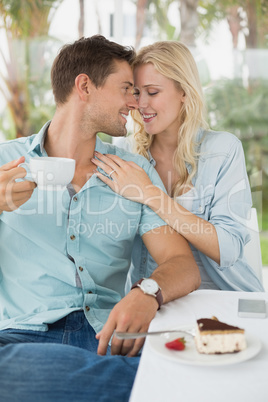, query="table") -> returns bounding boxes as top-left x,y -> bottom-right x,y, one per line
130,290 -> 268,402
